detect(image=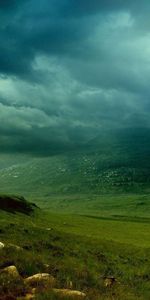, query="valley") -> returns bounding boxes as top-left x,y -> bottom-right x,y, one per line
0,129 -> 150,299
